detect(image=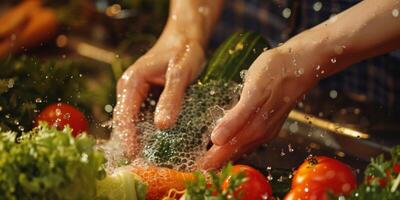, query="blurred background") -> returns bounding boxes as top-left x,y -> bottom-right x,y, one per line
0,0 -> 398,177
